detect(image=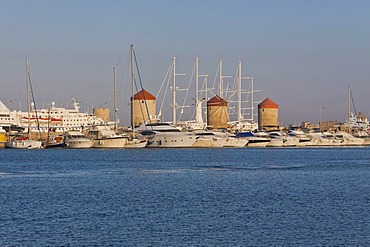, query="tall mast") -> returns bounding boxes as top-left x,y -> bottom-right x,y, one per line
204,75 -> 208,125
251,77 -> 254,123
348,86 -> 351,123
47,104 -> 50,141
171,57 -> 186,125
237,60 -> 242,123
194,57 -> 205,125
172,57 -> 177,125
113,67 -> 117,132
219,59 -> 223,98
195,57 -> 199,107
25,58 -> 31,138
195,57 -> 200,122
131,44 -> 135,130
